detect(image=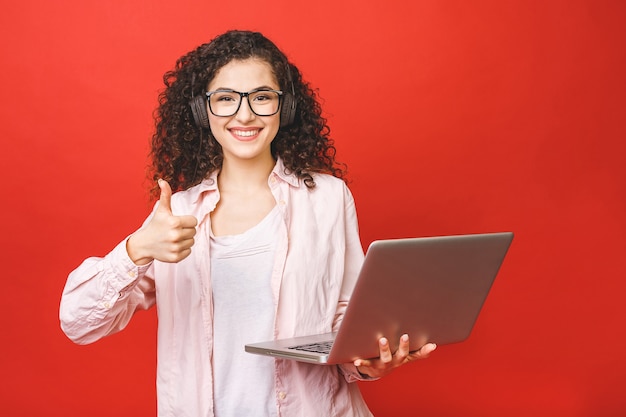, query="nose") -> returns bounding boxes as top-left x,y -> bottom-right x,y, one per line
234,96 -> 255,122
